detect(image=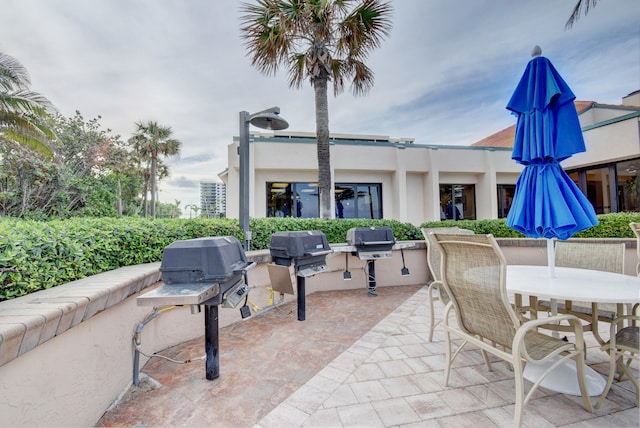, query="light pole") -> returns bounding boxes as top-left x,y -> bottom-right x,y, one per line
239,106 -> 289,251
